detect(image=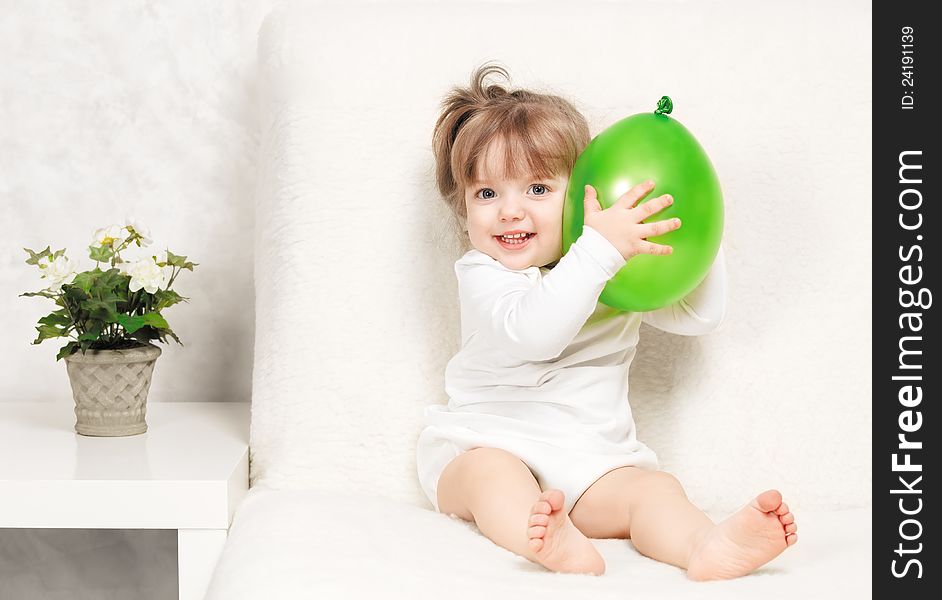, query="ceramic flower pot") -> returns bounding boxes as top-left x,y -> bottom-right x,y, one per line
63,343 -> 162,436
